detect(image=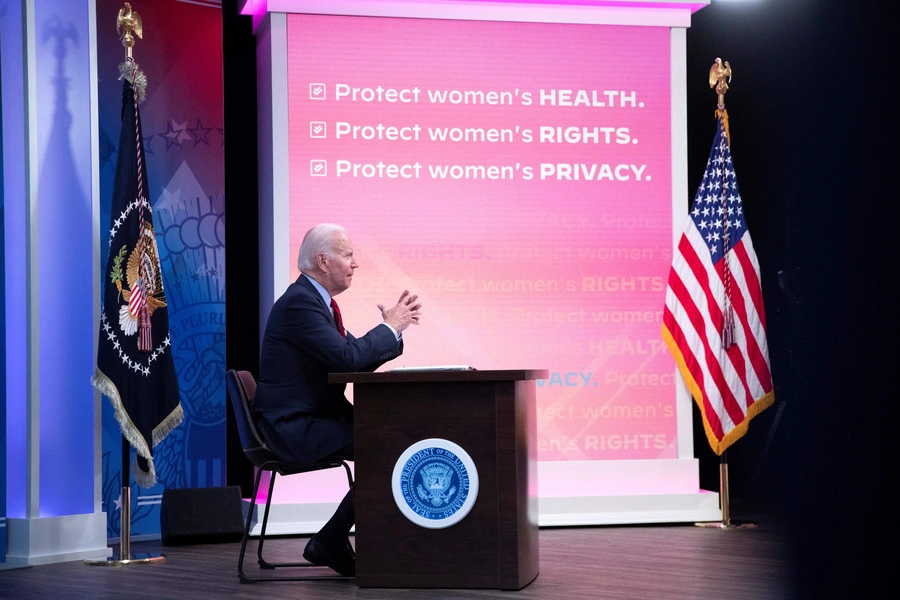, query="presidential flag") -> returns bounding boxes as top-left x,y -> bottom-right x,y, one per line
662,112 -> 774,455
92,61 -> 182,487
